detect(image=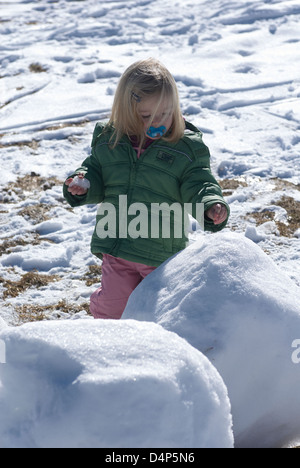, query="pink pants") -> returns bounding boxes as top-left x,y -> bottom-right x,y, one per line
90,254 -> 156,320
